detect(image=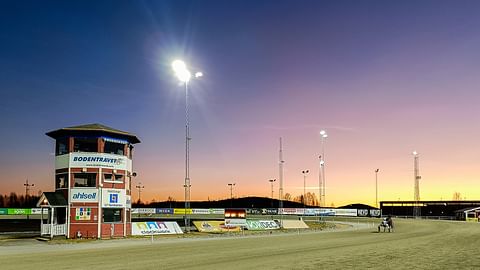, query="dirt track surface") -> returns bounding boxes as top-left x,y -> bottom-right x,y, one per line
1,219 -> 479,269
